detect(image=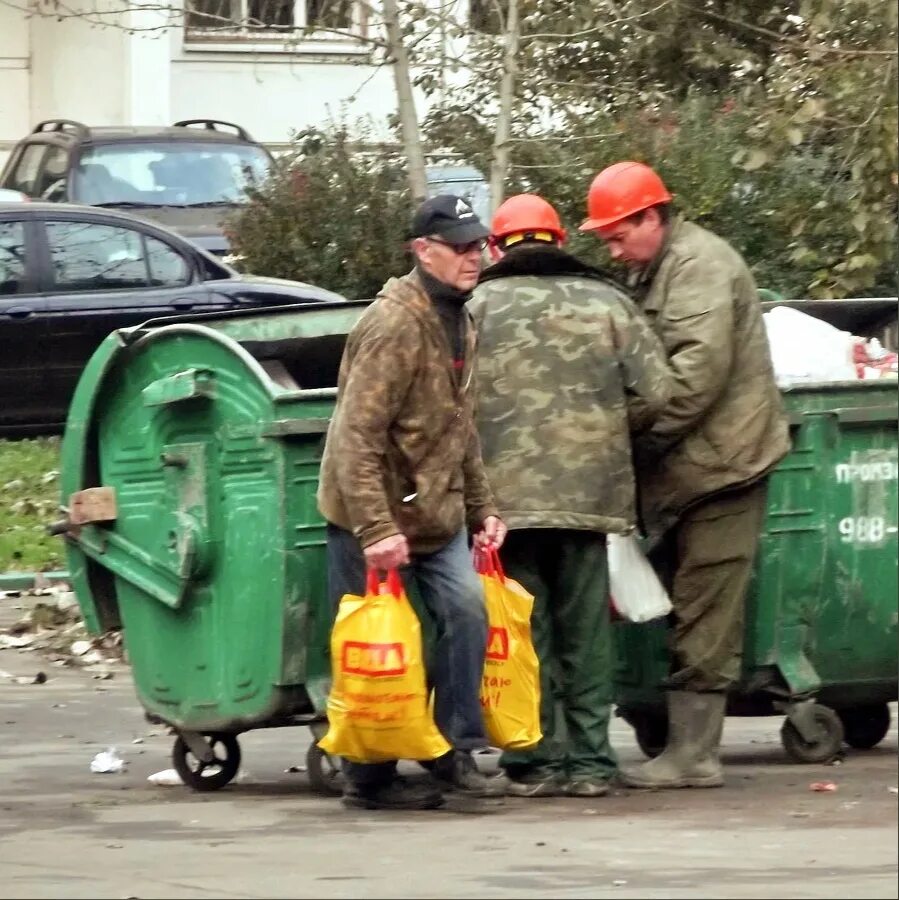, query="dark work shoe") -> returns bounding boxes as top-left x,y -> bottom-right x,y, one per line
341,777 -> 445,811
445,751 -> 506,797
